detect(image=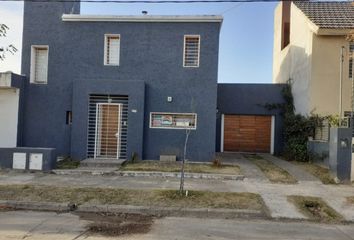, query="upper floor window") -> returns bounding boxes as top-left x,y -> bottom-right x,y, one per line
30,45 -> 48,84
183,35 -> 200,67
350,43 -> 353,79
104,34 -> 120,66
